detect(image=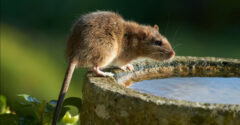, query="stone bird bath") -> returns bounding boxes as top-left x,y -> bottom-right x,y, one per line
81,56 -> 240,125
